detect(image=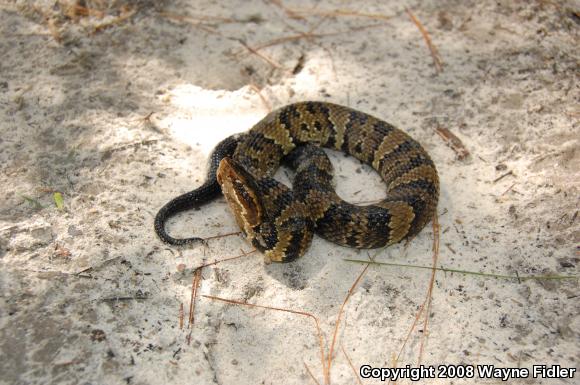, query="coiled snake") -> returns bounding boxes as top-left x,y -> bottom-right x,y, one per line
154,101 -> 439,262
